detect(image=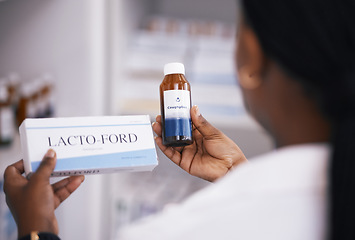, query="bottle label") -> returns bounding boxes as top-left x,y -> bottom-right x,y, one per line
163,90 -> 192,137
0,107 -> 14,141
